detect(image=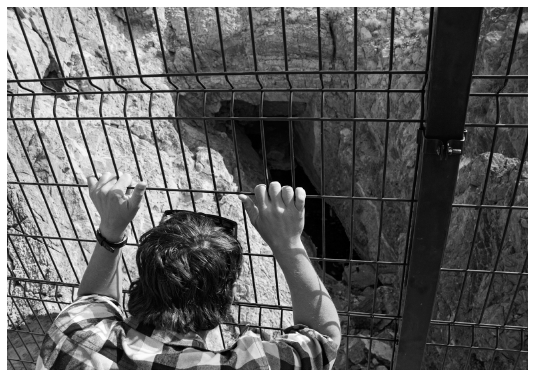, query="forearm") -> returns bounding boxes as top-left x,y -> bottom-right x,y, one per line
80,172 -> 145,302
237,183 -> 340,342
273,241 -> 341,346
77,235 -> 124,302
